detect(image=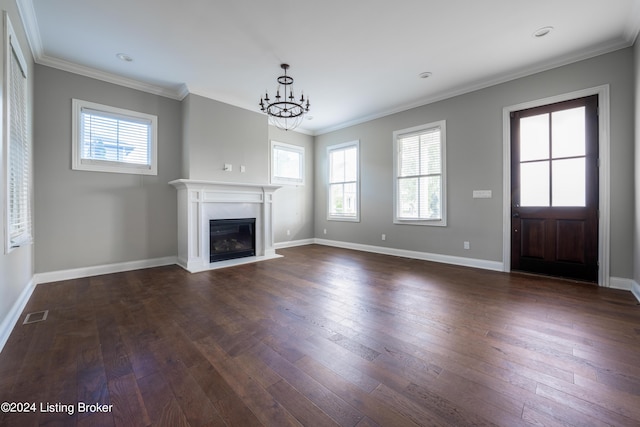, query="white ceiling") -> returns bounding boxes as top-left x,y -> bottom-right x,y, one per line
20,0 -> 640,134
